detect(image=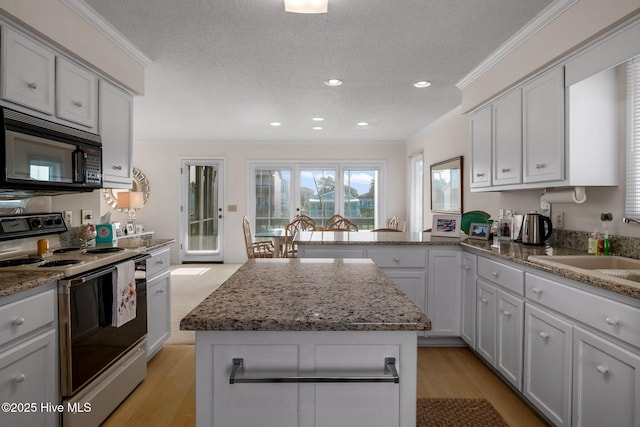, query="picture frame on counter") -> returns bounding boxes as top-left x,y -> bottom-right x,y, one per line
468,222 -> 491,240
431,214 -> 461,237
